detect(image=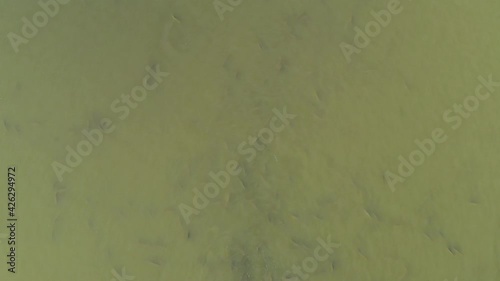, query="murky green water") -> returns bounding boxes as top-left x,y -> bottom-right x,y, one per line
1,0 -> 500,281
